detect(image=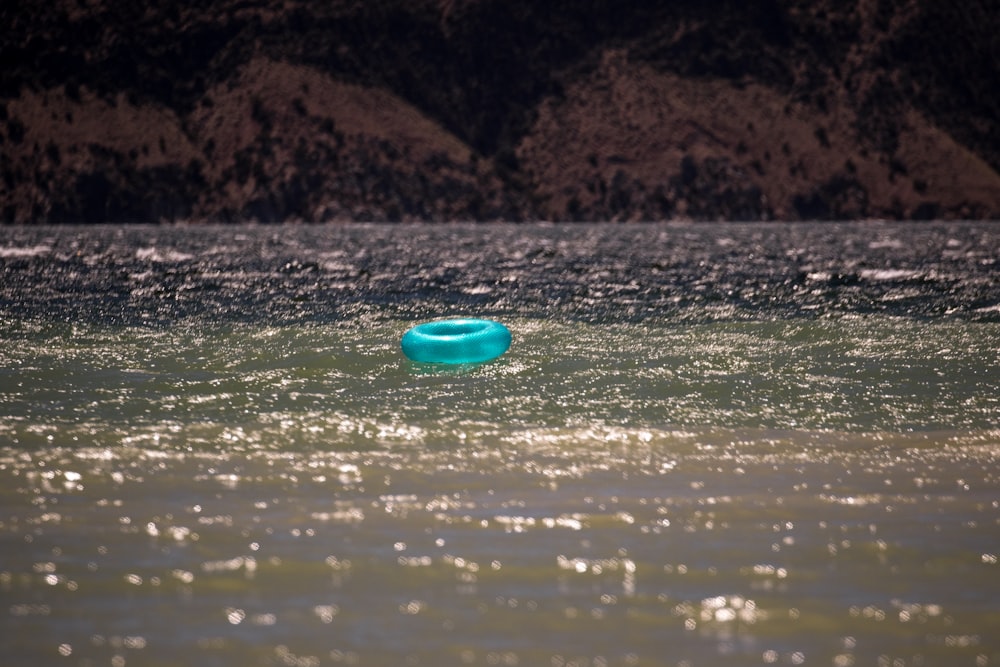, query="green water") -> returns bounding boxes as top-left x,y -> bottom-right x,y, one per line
1,223 -> 999,666
2,317 -> 999,667
4,318 -> 997,440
